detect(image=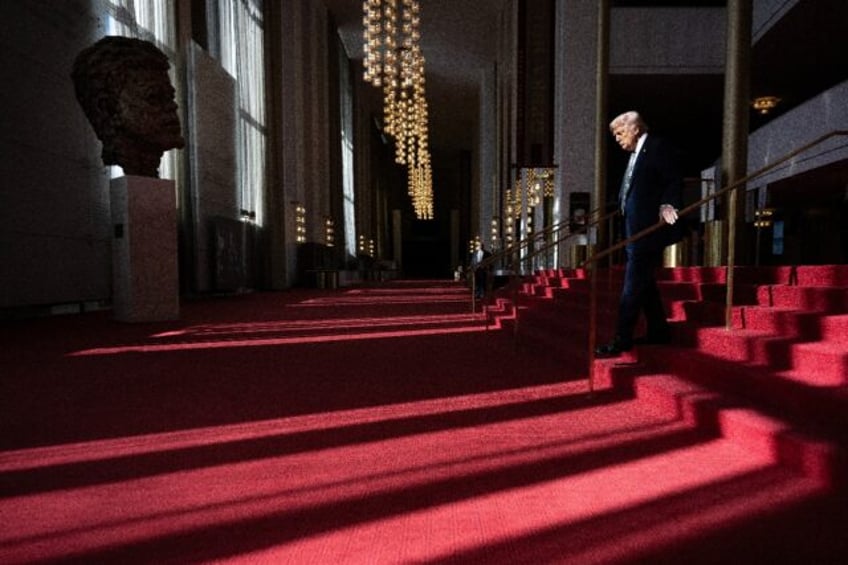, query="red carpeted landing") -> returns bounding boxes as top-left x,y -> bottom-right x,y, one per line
0,281 -> 843,564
